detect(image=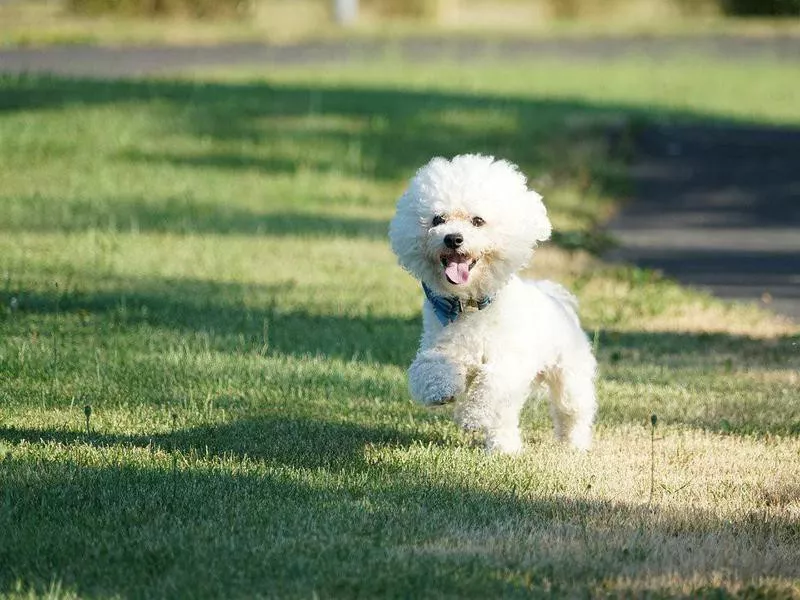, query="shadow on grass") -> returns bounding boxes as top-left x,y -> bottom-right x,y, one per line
598,329 -> 800,367
8,277 -> 799,372
0,193 -> 604,255
0,414 -> 446,472
0,195 -> 390,239
4,277 -> 799,435
0,443 -> 797,597
4,76 -> 796,256
0,75 -> 631,238
0,76 -> 618,181
2,278 -> 420,368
